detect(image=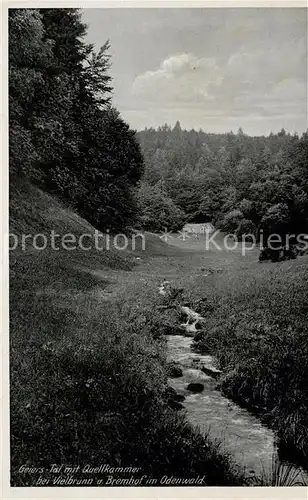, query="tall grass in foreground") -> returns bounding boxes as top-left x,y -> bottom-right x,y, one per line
10,252 -> 245,486
189,258 -> 308,469
254,454 -> 307,486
